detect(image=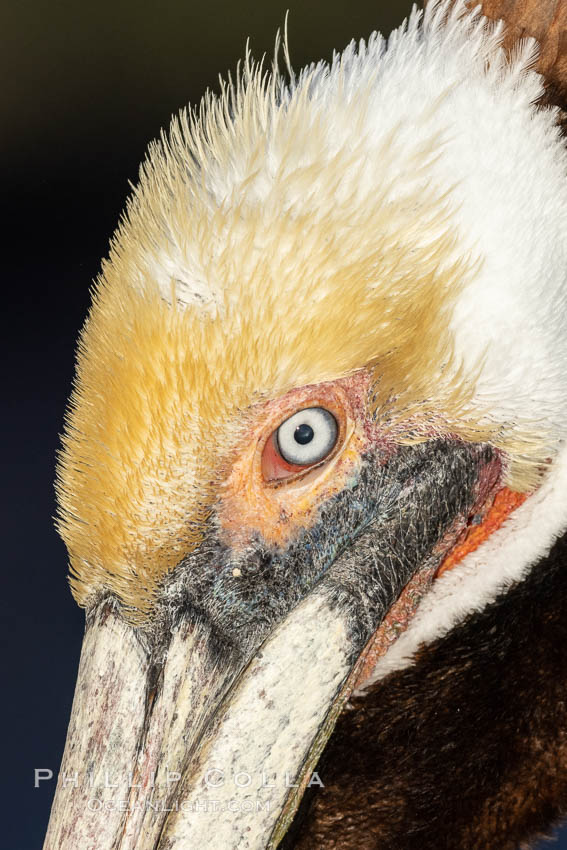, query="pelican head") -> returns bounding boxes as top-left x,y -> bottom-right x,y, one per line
44,1 -> 567,847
